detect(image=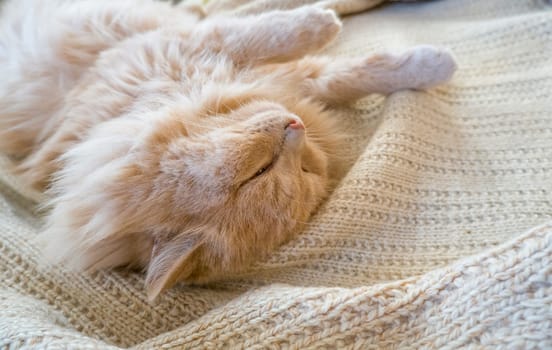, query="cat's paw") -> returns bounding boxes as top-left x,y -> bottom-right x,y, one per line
309,8 -> 342,35
293,7 -> 342,52
400,45 -> 457,89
